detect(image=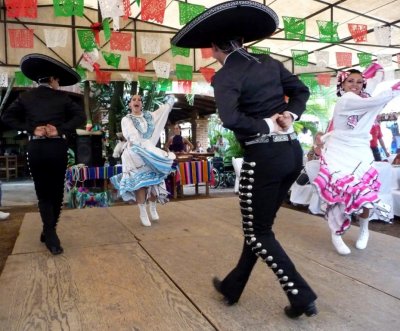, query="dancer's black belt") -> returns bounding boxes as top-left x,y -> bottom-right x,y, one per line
244,132 -> 297,146
29,135 -> 66,141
